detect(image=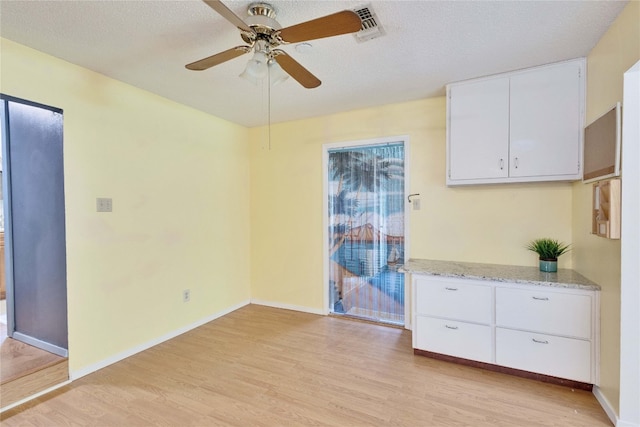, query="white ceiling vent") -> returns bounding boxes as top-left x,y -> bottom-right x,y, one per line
353,4 -> 385,43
